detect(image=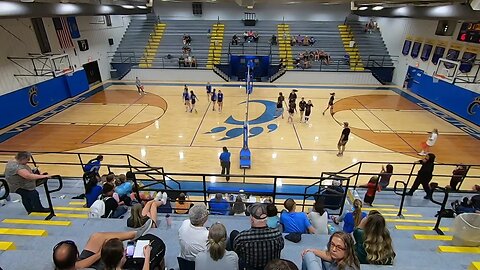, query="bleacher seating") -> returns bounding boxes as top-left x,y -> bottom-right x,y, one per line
348,20 -> 394,67
111,14 -> 158,64
289,21 -> 351,71
0,178 -> 478,270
